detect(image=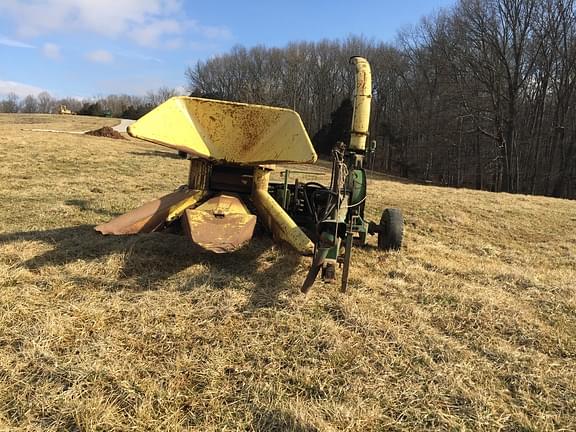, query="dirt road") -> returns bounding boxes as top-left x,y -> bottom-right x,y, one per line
113,118 -> 135,132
